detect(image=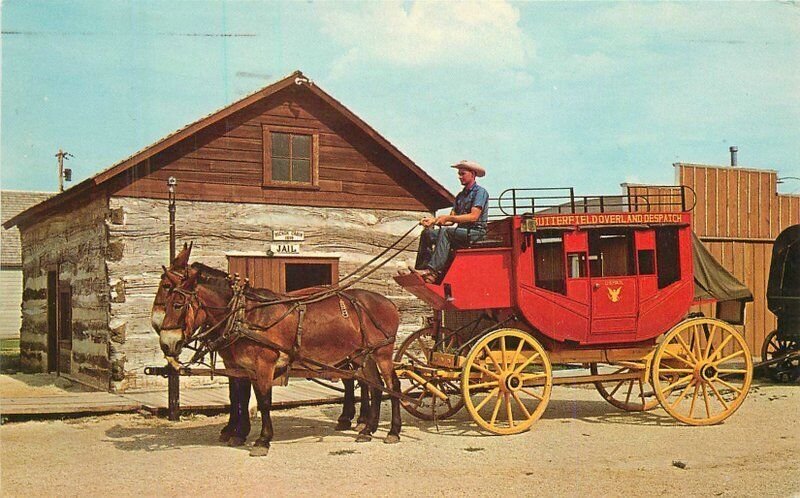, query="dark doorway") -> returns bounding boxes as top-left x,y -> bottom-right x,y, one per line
58,284 -> 72,374
47,271 -> 58,372
285,263 -> 332,292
